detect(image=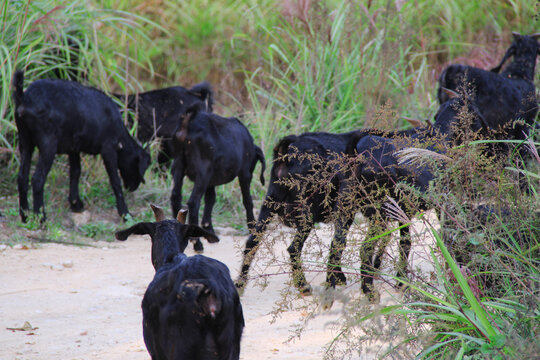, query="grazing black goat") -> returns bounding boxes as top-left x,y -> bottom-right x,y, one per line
438,32 -> 540,144
115,82 -> 213,165
170,106 -> 265,253
342,93 -> 488,301
12,70 -> 150,222
116,205 -> 244,360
